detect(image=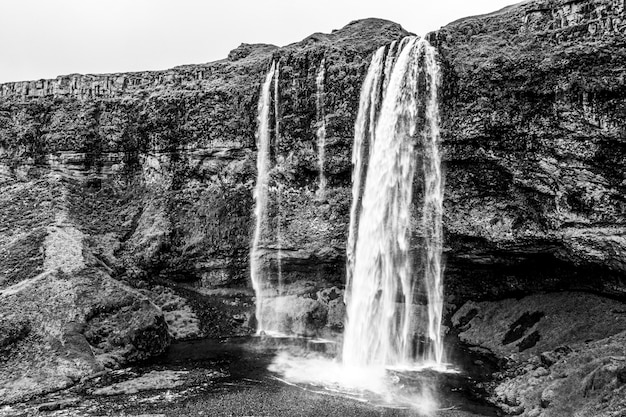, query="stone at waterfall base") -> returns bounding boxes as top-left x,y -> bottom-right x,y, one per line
92,370 -> 189,396
257,284 -> 345,337
451,292 -> 626,416
0,269 -> 170,405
